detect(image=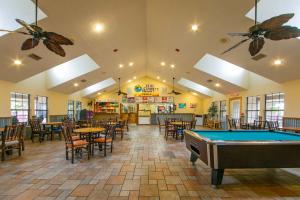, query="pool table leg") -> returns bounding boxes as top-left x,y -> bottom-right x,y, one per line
190,152 -> 198,165
211,169 -> 224,186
